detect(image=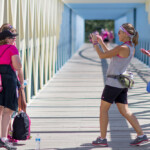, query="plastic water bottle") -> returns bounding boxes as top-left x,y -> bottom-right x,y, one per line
24,79 -> 28,87
35,134 -> 40,150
